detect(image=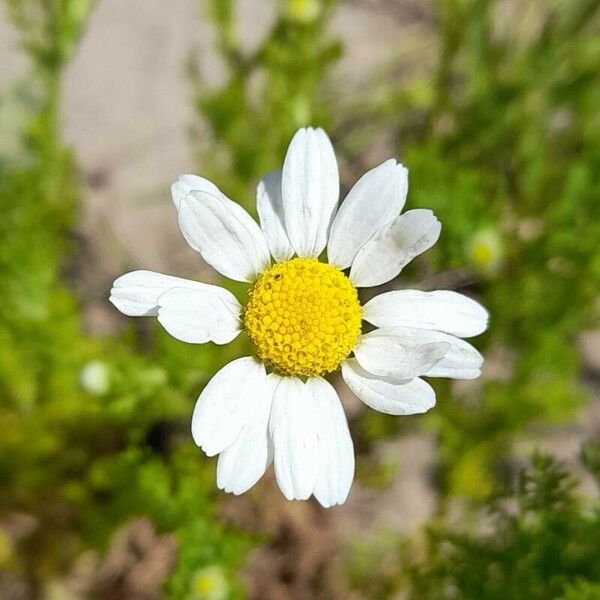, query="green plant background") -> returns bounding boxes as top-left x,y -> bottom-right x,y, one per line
0,0 -> 599,598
